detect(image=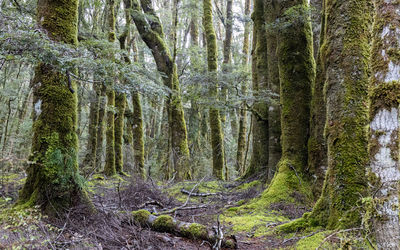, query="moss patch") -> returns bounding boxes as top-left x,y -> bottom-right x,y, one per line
131,209 -> 150,226
153,215 -> 176,233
